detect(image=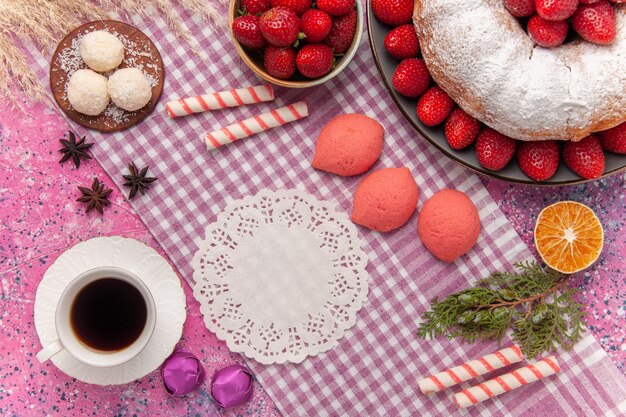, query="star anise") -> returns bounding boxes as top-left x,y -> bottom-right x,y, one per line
122,162 -> 157,199
76,178 -> 112,214
59,131 -> 93,168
